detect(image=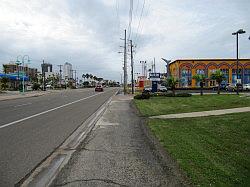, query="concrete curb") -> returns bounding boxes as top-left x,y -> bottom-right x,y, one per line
19,91 -> 117,187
